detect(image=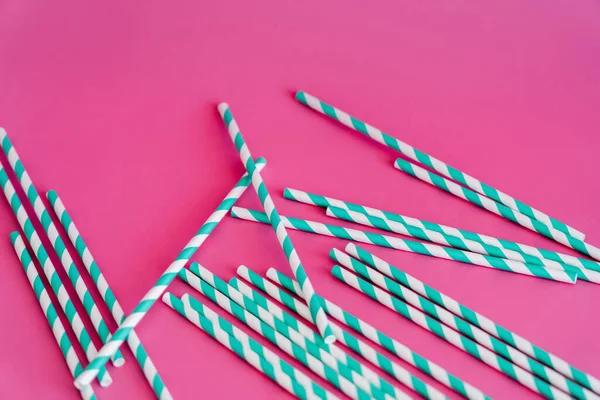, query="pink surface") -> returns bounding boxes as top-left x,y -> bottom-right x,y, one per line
0,1 -> 599,399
